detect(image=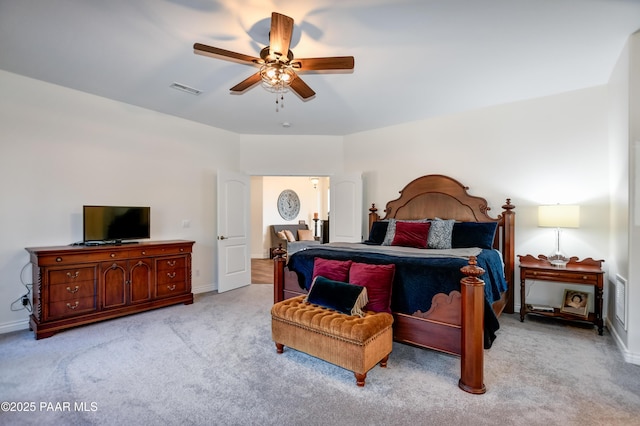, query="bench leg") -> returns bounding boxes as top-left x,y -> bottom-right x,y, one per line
379,354 -> 389,368
275,343 -> 284,354
354,372 -> 367,387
